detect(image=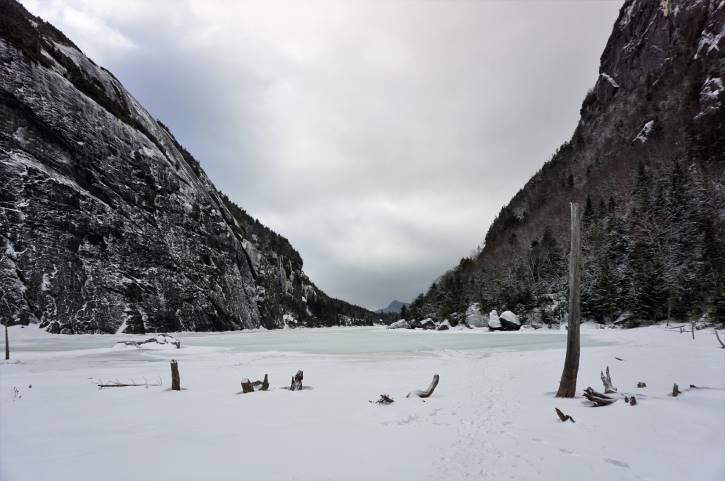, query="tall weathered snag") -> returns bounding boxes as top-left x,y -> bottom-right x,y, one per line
556,202 -> 581,398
